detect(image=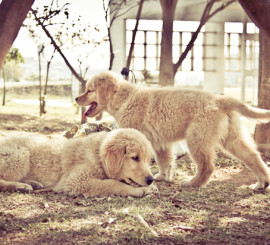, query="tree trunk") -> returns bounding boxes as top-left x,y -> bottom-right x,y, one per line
159,0 -> 234,84
108,28 -> 114,70
254,31 -> 270,144
38,49 -> 42,116
159,0 -> 178,86
126,0 -> 144,70
0,0 -> 34,69
44,60 -> 51,96
81,80 -> 87,124
2,69 -> 6,106
40,60 -> 51,114
238,0 -> 270,39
